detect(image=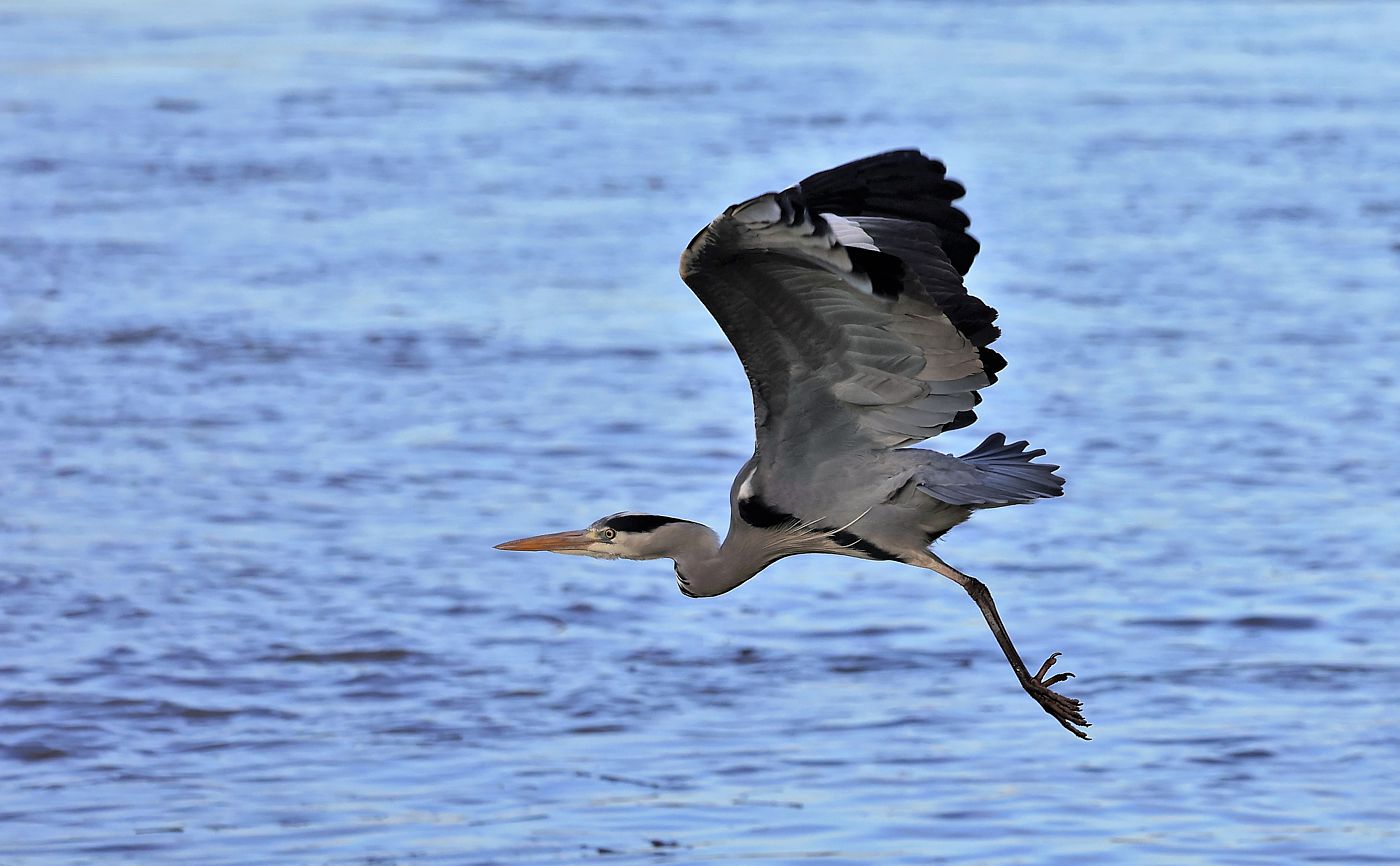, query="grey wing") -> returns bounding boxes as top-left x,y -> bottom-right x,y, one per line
679,151 -> 1006,490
